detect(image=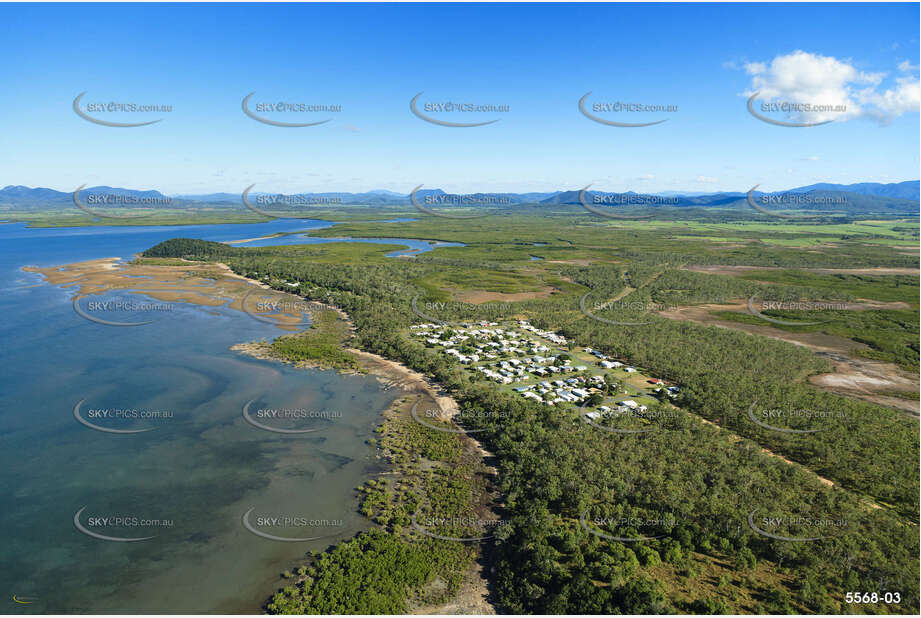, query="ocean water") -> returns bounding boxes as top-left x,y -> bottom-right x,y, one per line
0,220 -> 414,613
